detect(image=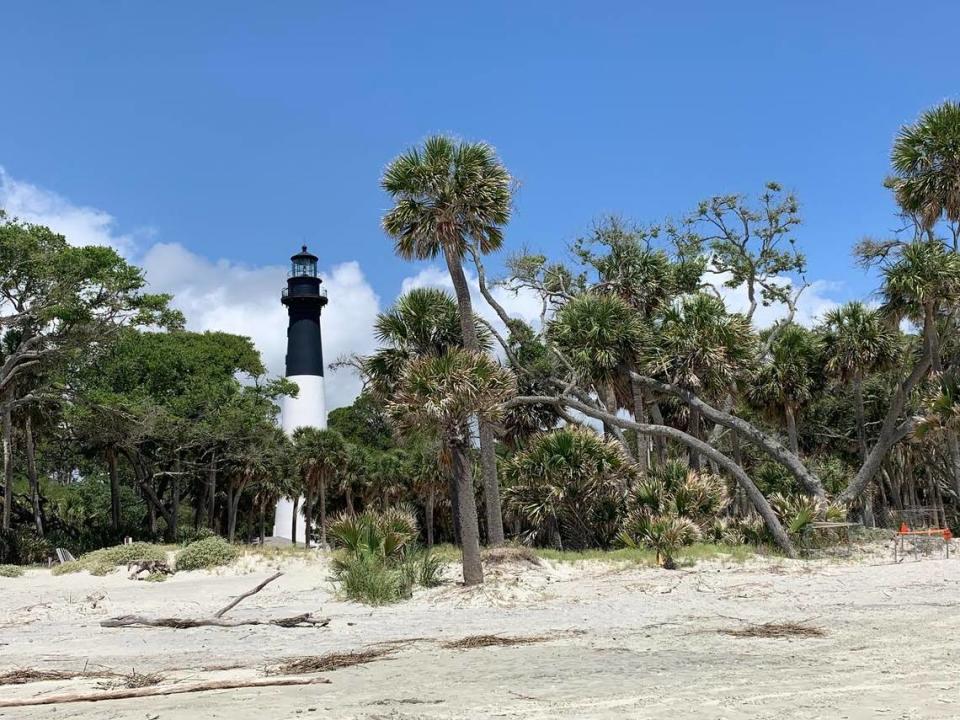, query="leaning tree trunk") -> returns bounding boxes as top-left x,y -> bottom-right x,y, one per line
2,405 -> 12,532
24,414 -> 43,537
449,435 -> 483,585
853,377 -> 868,462
444,247 -> 504,546
106,446 -> 121,532
448,473 -> 462,547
